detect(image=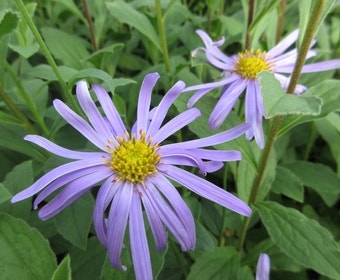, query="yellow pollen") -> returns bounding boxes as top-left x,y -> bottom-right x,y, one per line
109,131 -> 160,184
234,50 -> 270,79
